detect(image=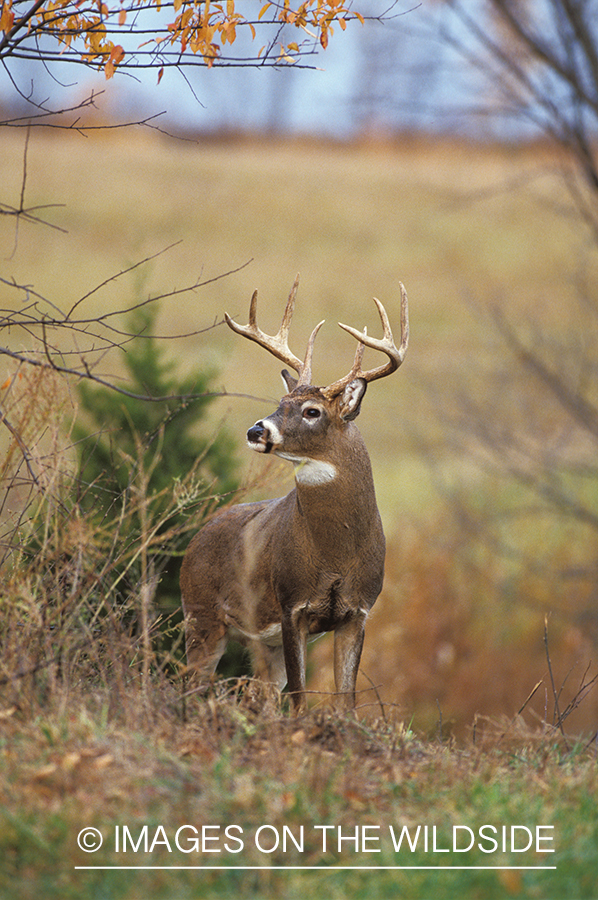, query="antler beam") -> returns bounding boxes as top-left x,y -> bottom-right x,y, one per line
224,274 -> 324,386
322,282 -> 409,399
